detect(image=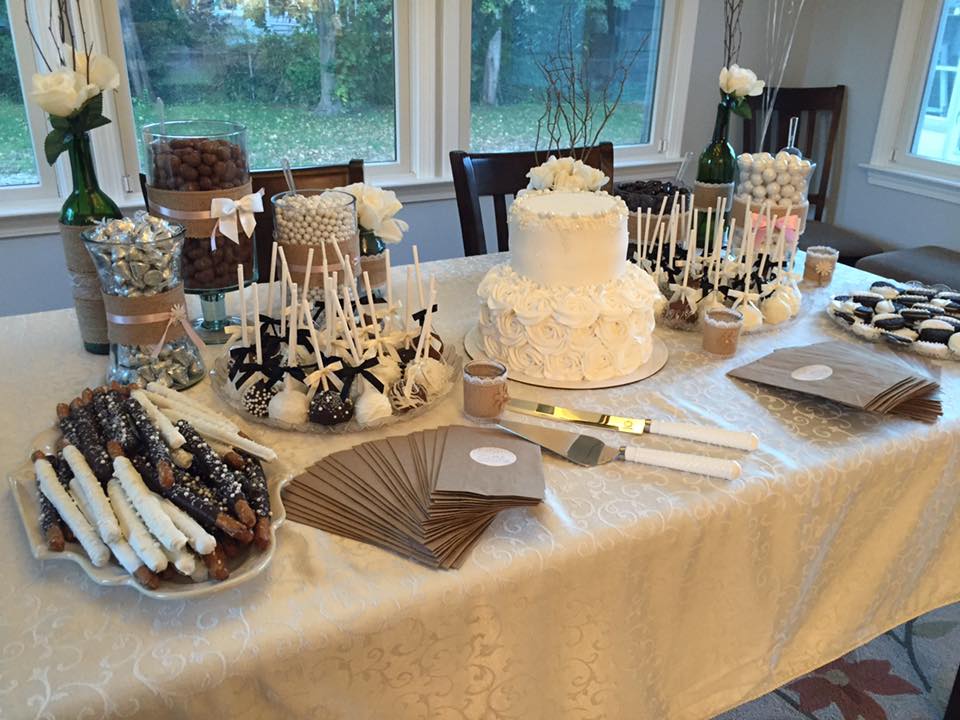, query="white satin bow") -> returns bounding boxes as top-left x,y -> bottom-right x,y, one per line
210,188 -> 264,248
